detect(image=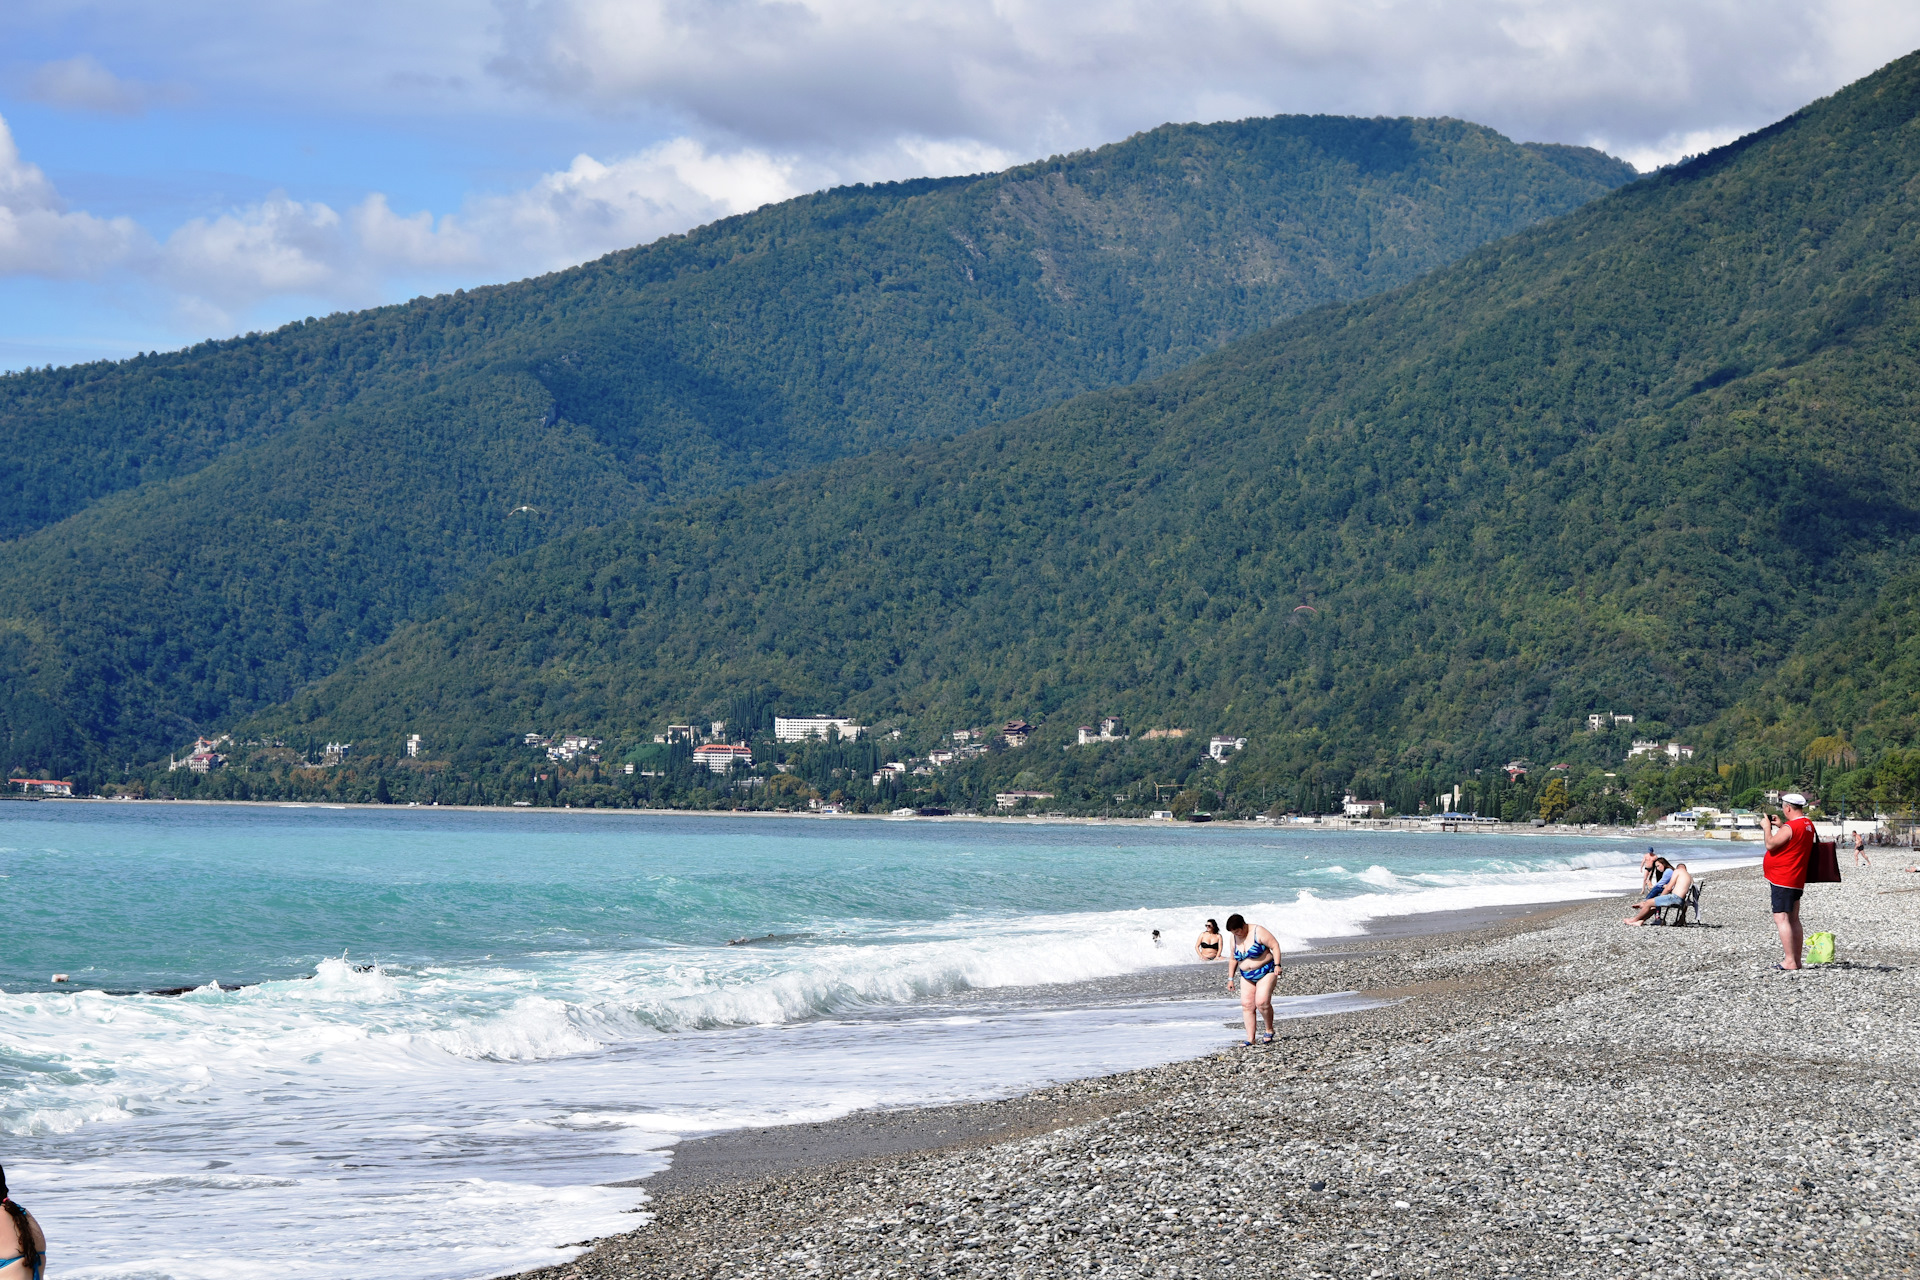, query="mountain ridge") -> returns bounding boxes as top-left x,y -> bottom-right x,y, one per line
0,114 -> 1635,773
244,50 -> 1920,801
